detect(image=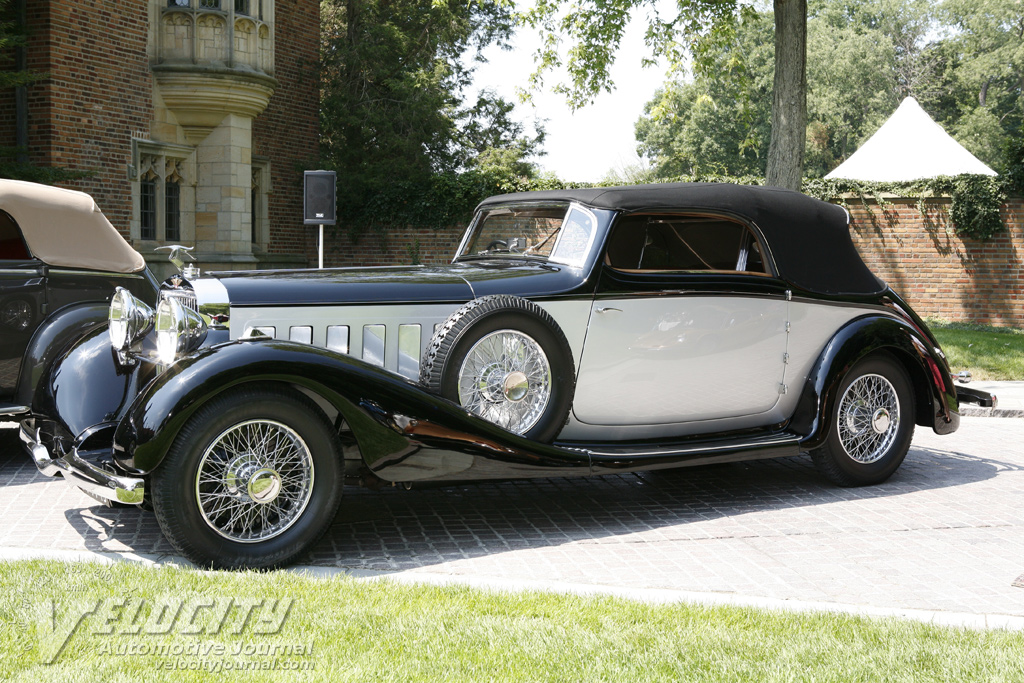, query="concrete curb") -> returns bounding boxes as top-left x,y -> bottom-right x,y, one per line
2,544 -> 1022,632
960,407 -> 1024,418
